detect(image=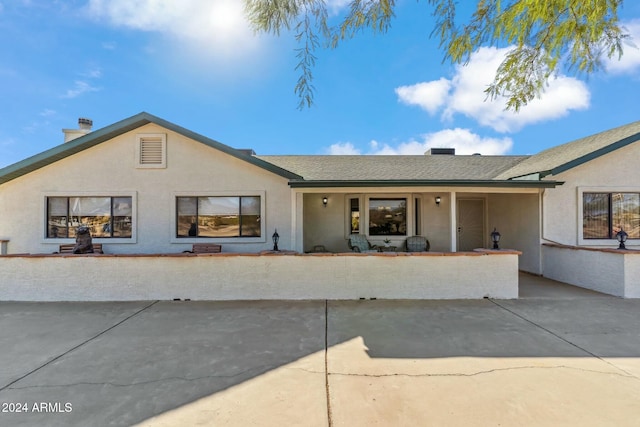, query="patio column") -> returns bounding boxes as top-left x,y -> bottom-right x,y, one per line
450,192 -> 457,252
291,191 -> 304,252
